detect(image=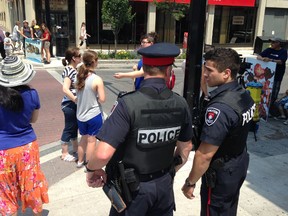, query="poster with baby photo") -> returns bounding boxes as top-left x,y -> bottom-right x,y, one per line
242,57 -> 276,121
